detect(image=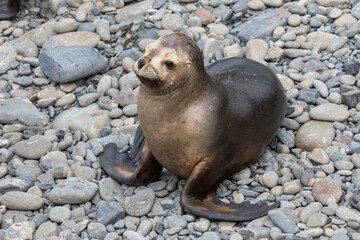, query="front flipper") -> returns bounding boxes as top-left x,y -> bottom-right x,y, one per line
180,159 -> 280,221
99,141 -> 163,186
